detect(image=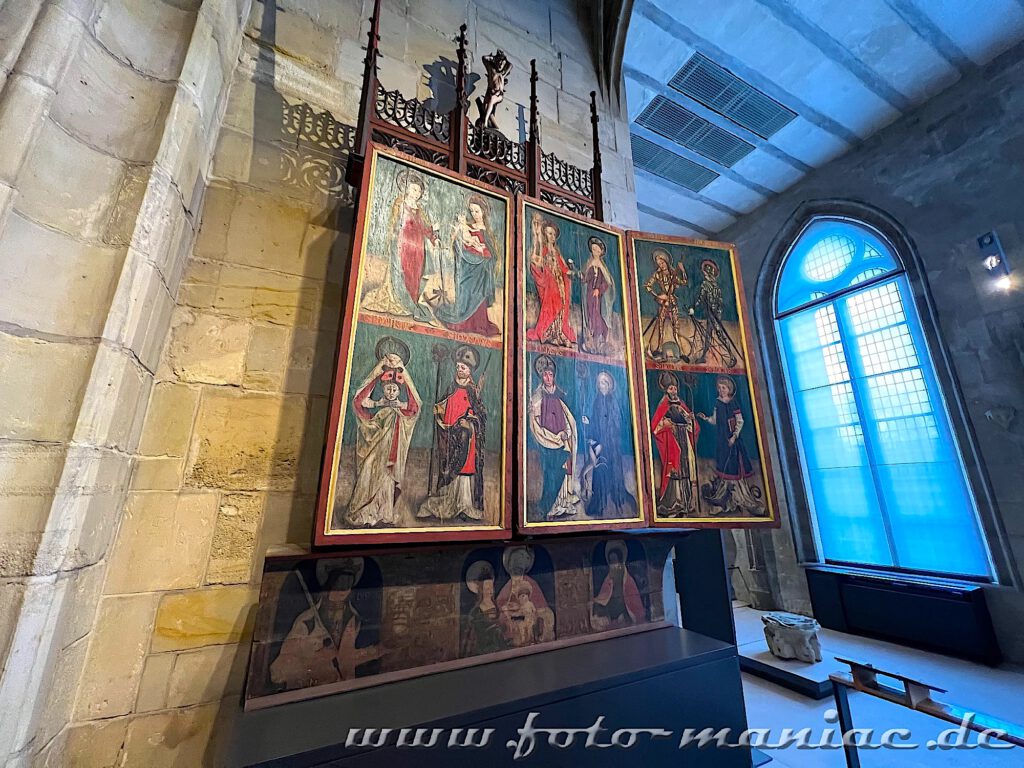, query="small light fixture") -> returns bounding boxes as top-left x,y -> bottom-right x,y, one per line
978,230 -> 1012,290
